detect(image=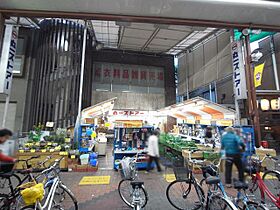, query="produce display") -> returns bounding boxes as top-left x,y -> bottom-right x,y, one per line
18,126 -> 75,154
159,133 -> 197,152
